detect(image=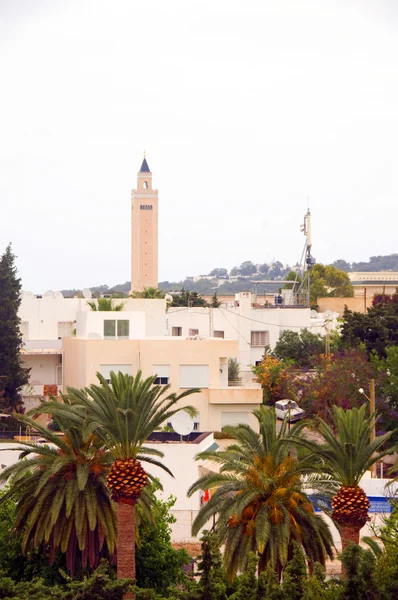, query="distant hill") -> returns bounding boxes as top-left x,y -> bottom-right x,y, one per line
333,255 -> 398,273
59,255 -> 398,297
